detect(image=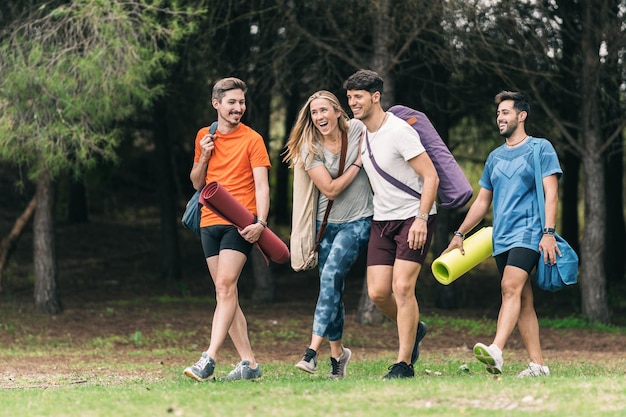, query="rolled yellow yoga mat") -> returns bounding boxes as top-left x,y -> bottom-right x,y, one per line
431,226 -> 493,285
